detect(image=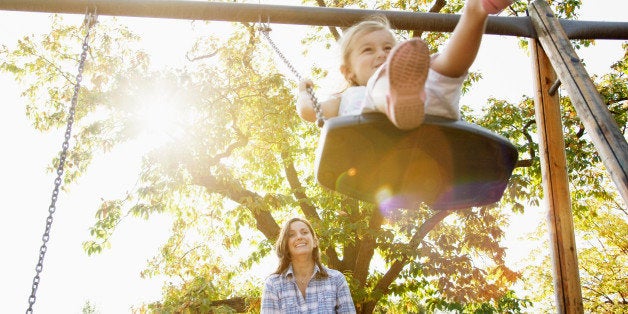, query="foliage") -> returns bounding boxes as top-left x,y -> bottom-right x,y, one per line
81,300 -> 100,314
2,0 -> 625,313
521,201 -> 627,313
